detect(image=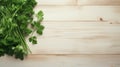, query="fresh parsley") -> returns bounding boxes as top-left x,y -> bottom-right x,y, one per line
0,0 -> 44,60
